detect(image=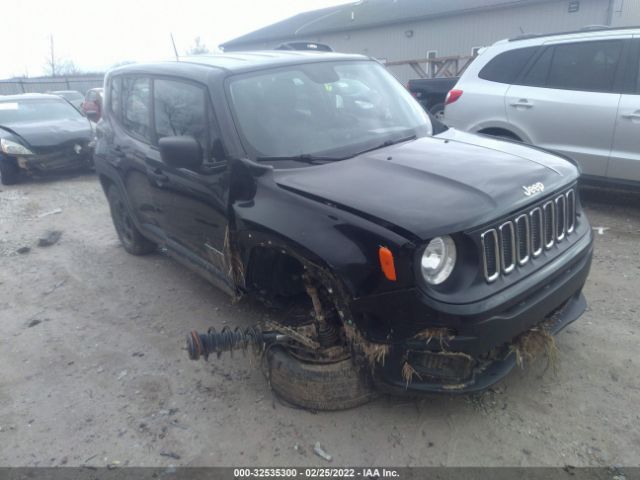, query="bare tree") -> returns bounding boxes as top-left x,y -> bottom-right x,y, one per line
186,36 -> 210,55
57,60 -> 81,76
42,34 -> 83,76
44,34 -> 56,76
